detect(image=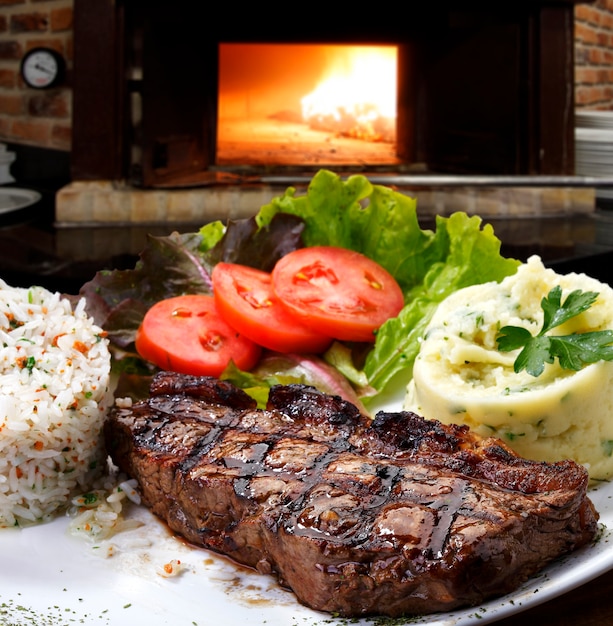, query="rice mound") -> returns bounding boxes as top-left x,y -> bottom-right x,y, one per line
0,280 -> 112,527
